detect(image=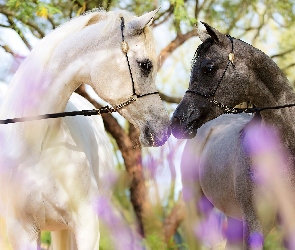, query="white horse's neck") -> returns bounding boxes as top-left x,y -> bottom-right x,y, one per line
0,12 -> 108,161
